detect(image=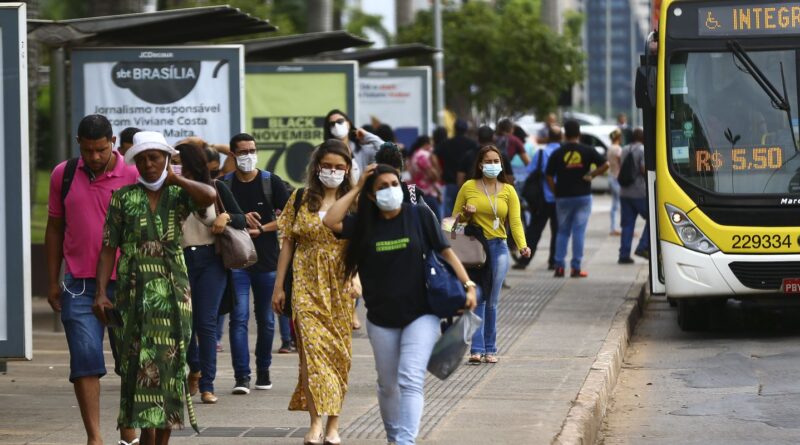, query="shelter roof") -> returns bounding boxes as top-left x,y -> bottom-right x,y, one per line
317,43 -> 439,64
239,31 -> 372,61
28,6 -> 276,47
